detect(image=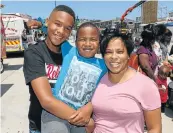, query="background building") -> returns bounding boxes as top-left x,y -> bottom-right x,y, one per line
93,17 -> 135,30
94,17 -> 120,29
142,0 -> 158,24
